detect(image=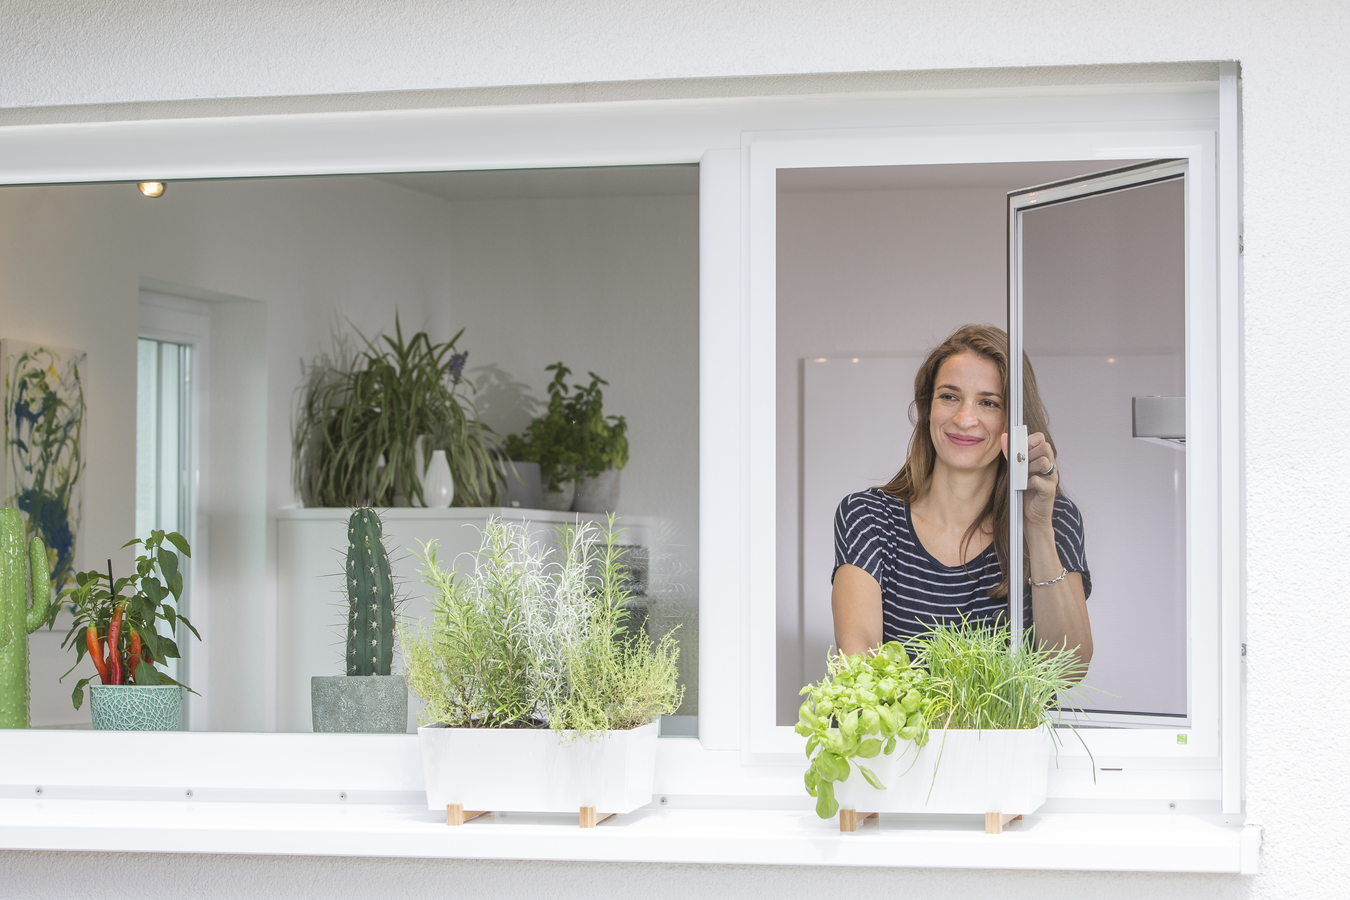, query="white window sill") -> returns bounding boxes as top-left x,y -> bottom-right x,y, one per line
0,796 -> 1257,873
